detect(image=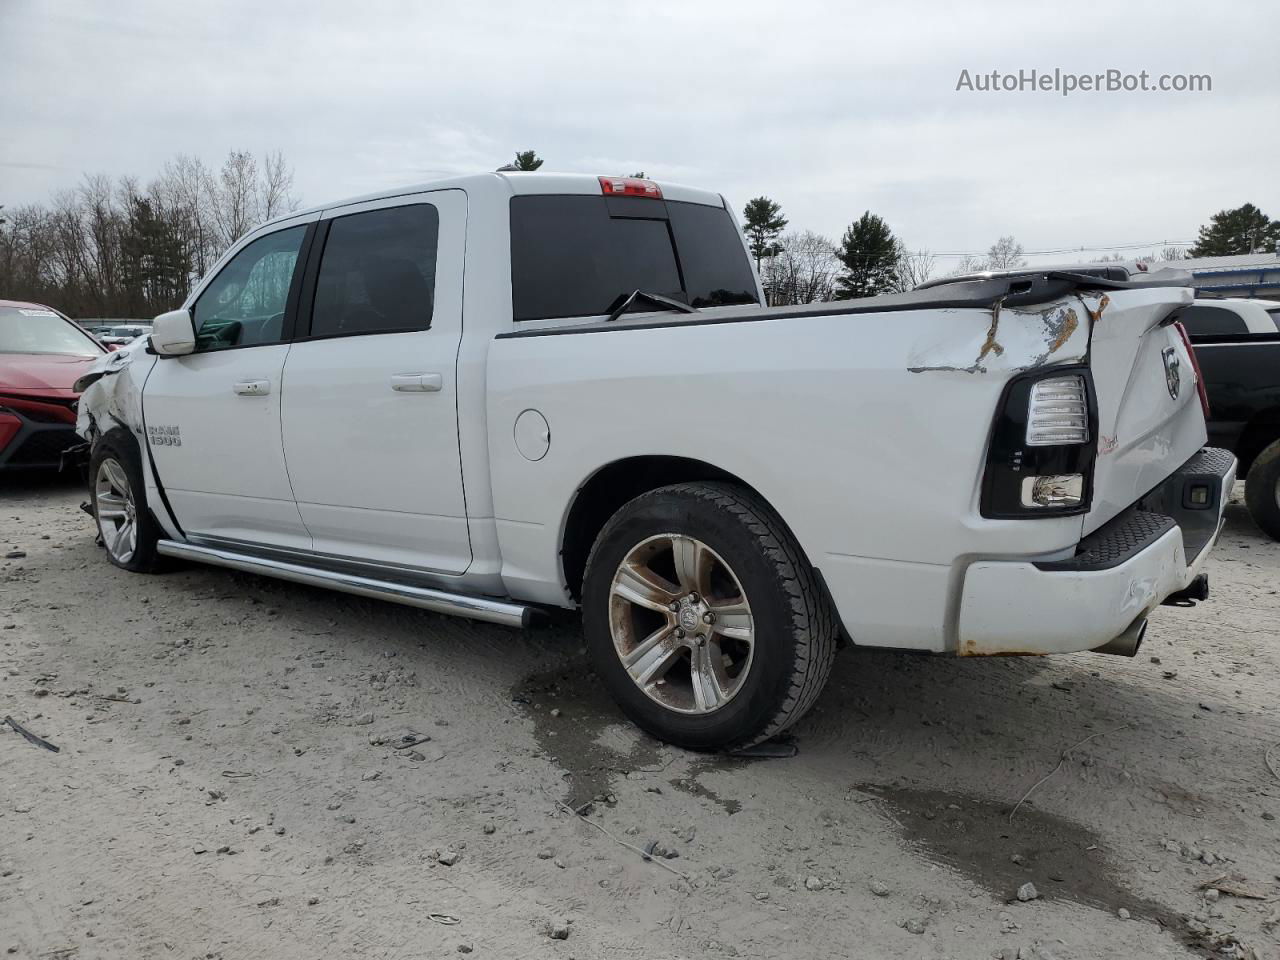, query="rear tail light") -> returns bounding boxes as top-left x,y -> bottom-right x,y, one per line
981,366 -> 1098,518
598,176 -> 662,199
1026,375 -> 1090,446
1173,321 -> 1211,420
